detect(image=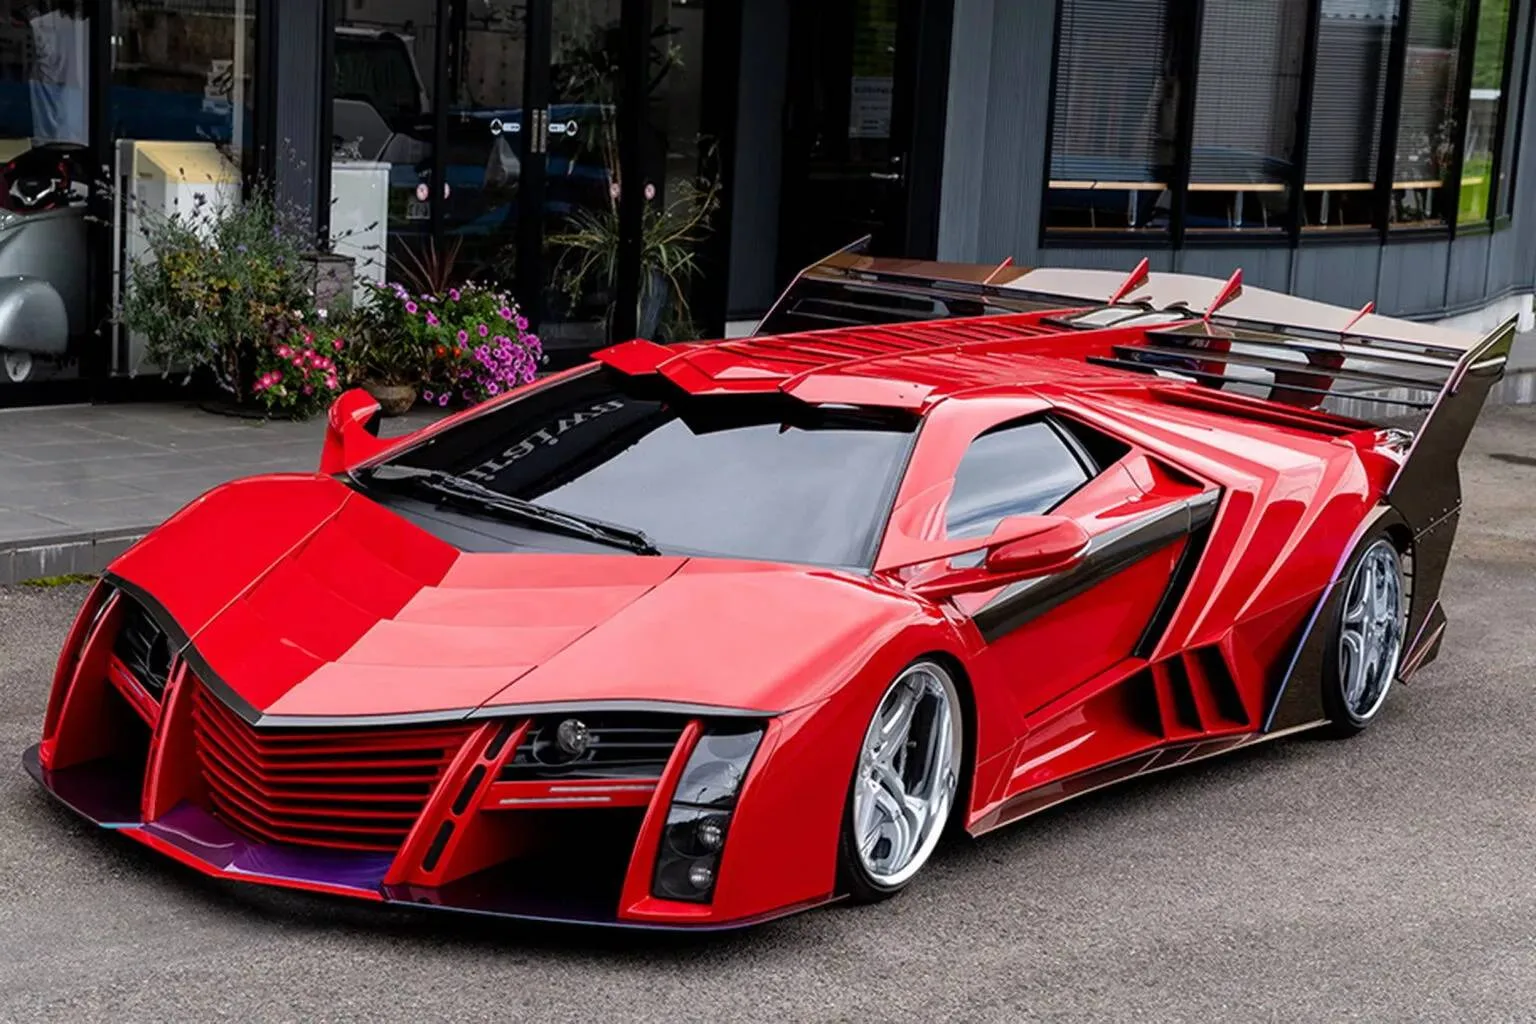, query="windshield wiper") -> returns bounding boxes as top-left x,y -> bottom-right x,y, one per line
359,465 -> 662,556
